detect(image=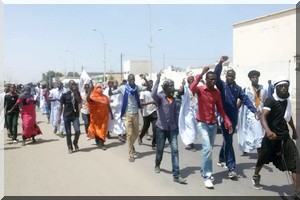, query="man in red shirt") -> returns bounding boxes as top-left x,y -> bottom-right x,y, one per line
190,66 -> 233,189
